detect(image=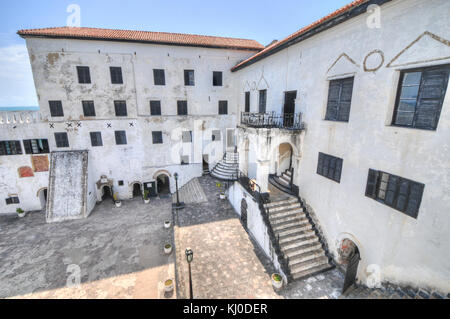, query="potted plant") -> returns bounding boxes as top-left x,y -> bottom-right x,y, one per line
164,279 -> 174,293
217,182 -> 226,200
143,190 -> 150,204
271,273 -> 283,289
164,243 -> 172,255
16,208 -> 26,218
164,220 -> 171,229
113,193 -> 122,208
